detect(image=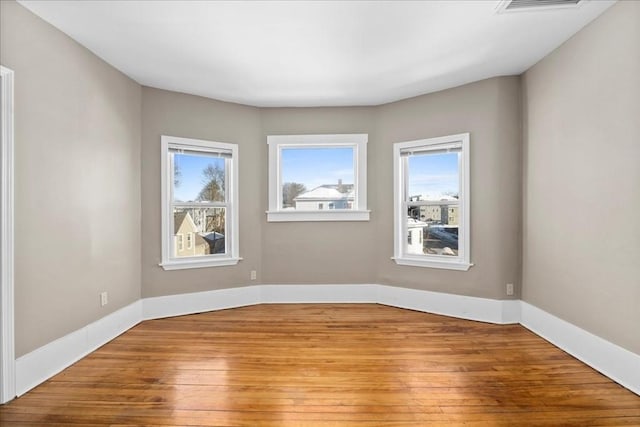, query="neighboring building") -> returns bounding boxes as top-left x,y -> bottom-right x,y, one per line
445,206 -> 459,225
409,194 -> 459,225
419,205 -> 443,223
407,218 -> 427,255
173,211 -> 211,257
294,181 -> 354,210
